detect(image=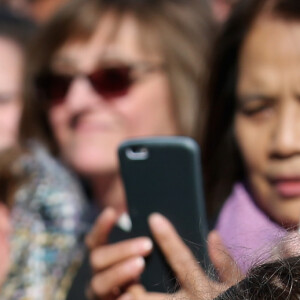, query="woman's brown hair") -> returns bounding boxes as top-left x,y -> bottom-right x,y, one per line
0,148 -> 24,207
20,0 -> 214,154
